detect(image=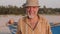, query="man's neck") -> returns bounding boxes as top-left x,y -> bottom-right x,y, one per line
28,15 -> 38,23
28,15 -> 38,19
